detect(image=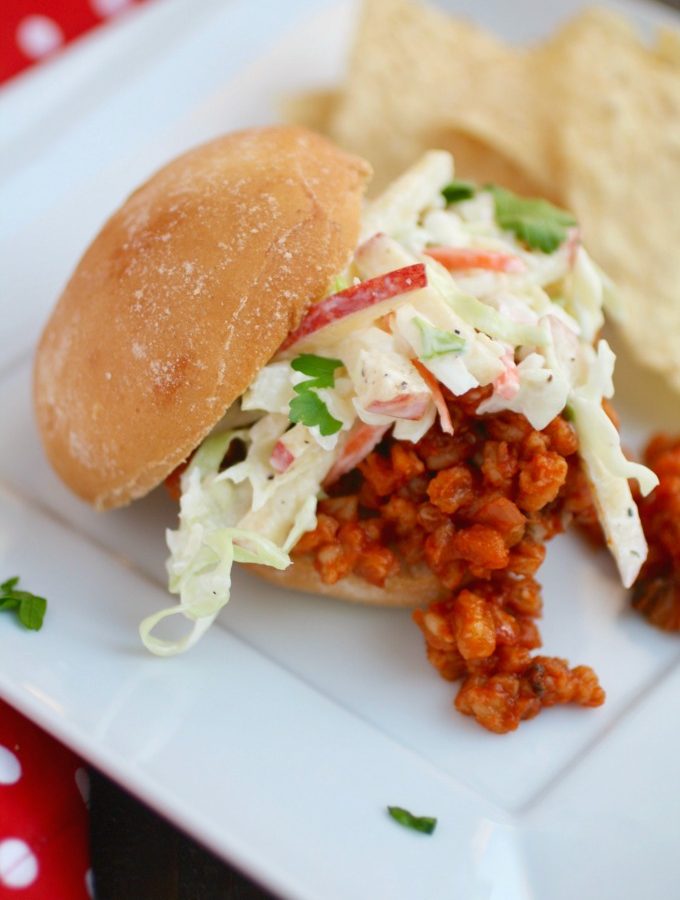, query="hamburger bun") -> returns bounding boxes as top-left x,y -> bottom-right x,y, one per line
248,556 -> 446,608
34,126 -> 371,510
